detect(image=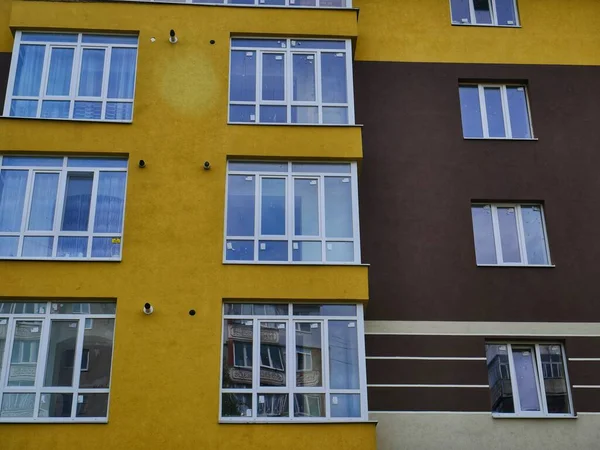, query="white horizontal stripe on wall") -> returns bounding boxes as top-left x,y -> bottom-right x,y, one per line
572,385 -> 600,389
569,358 -> 600,362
